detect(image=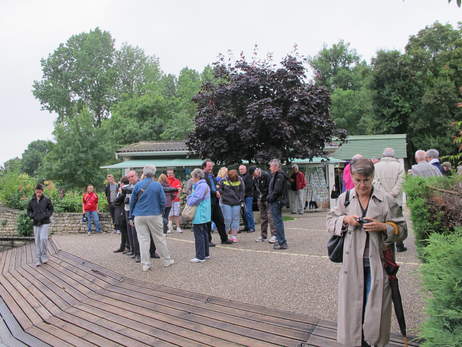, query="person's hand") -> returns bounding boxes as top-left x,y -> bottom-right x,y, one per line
343,215 -> 360,227
129,220 -> 134,227
363,219 -> 387,232
216,191 -> 221,199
